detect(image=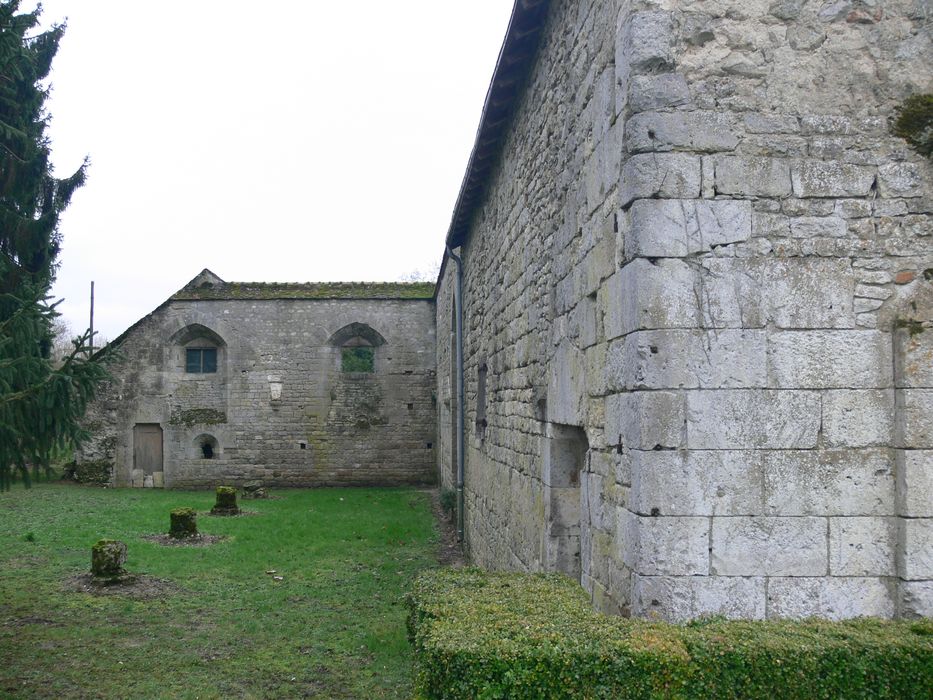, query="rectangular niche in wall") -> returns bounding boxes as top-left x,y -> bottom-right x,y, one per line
544,423 -> 588,581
